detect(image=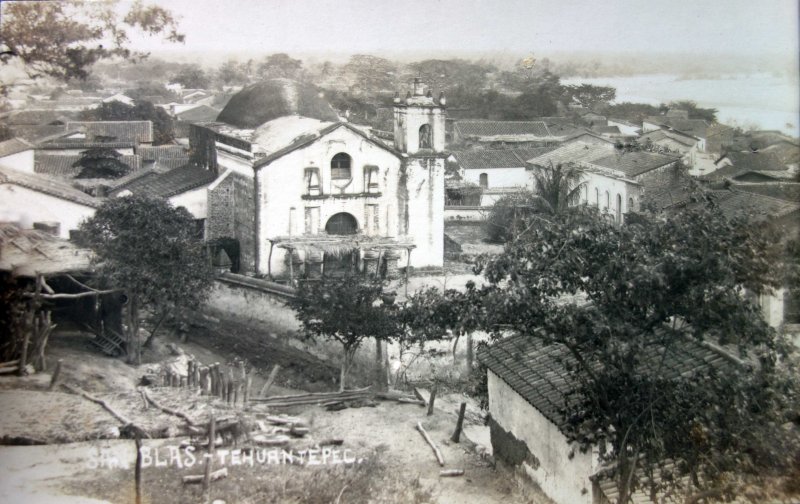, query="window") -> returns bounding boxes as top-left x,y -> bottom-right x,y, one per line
616,194 -> 622,223
595,188 -> 600,206
304,167 -> 320,195
419,124 -> 432,149
364,165 -> 379,193
583,185 -> 588,203
479,173 -> 488,188
628,197 -> 635,213
605,191 -> 610,210
331,153 -> 351,180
